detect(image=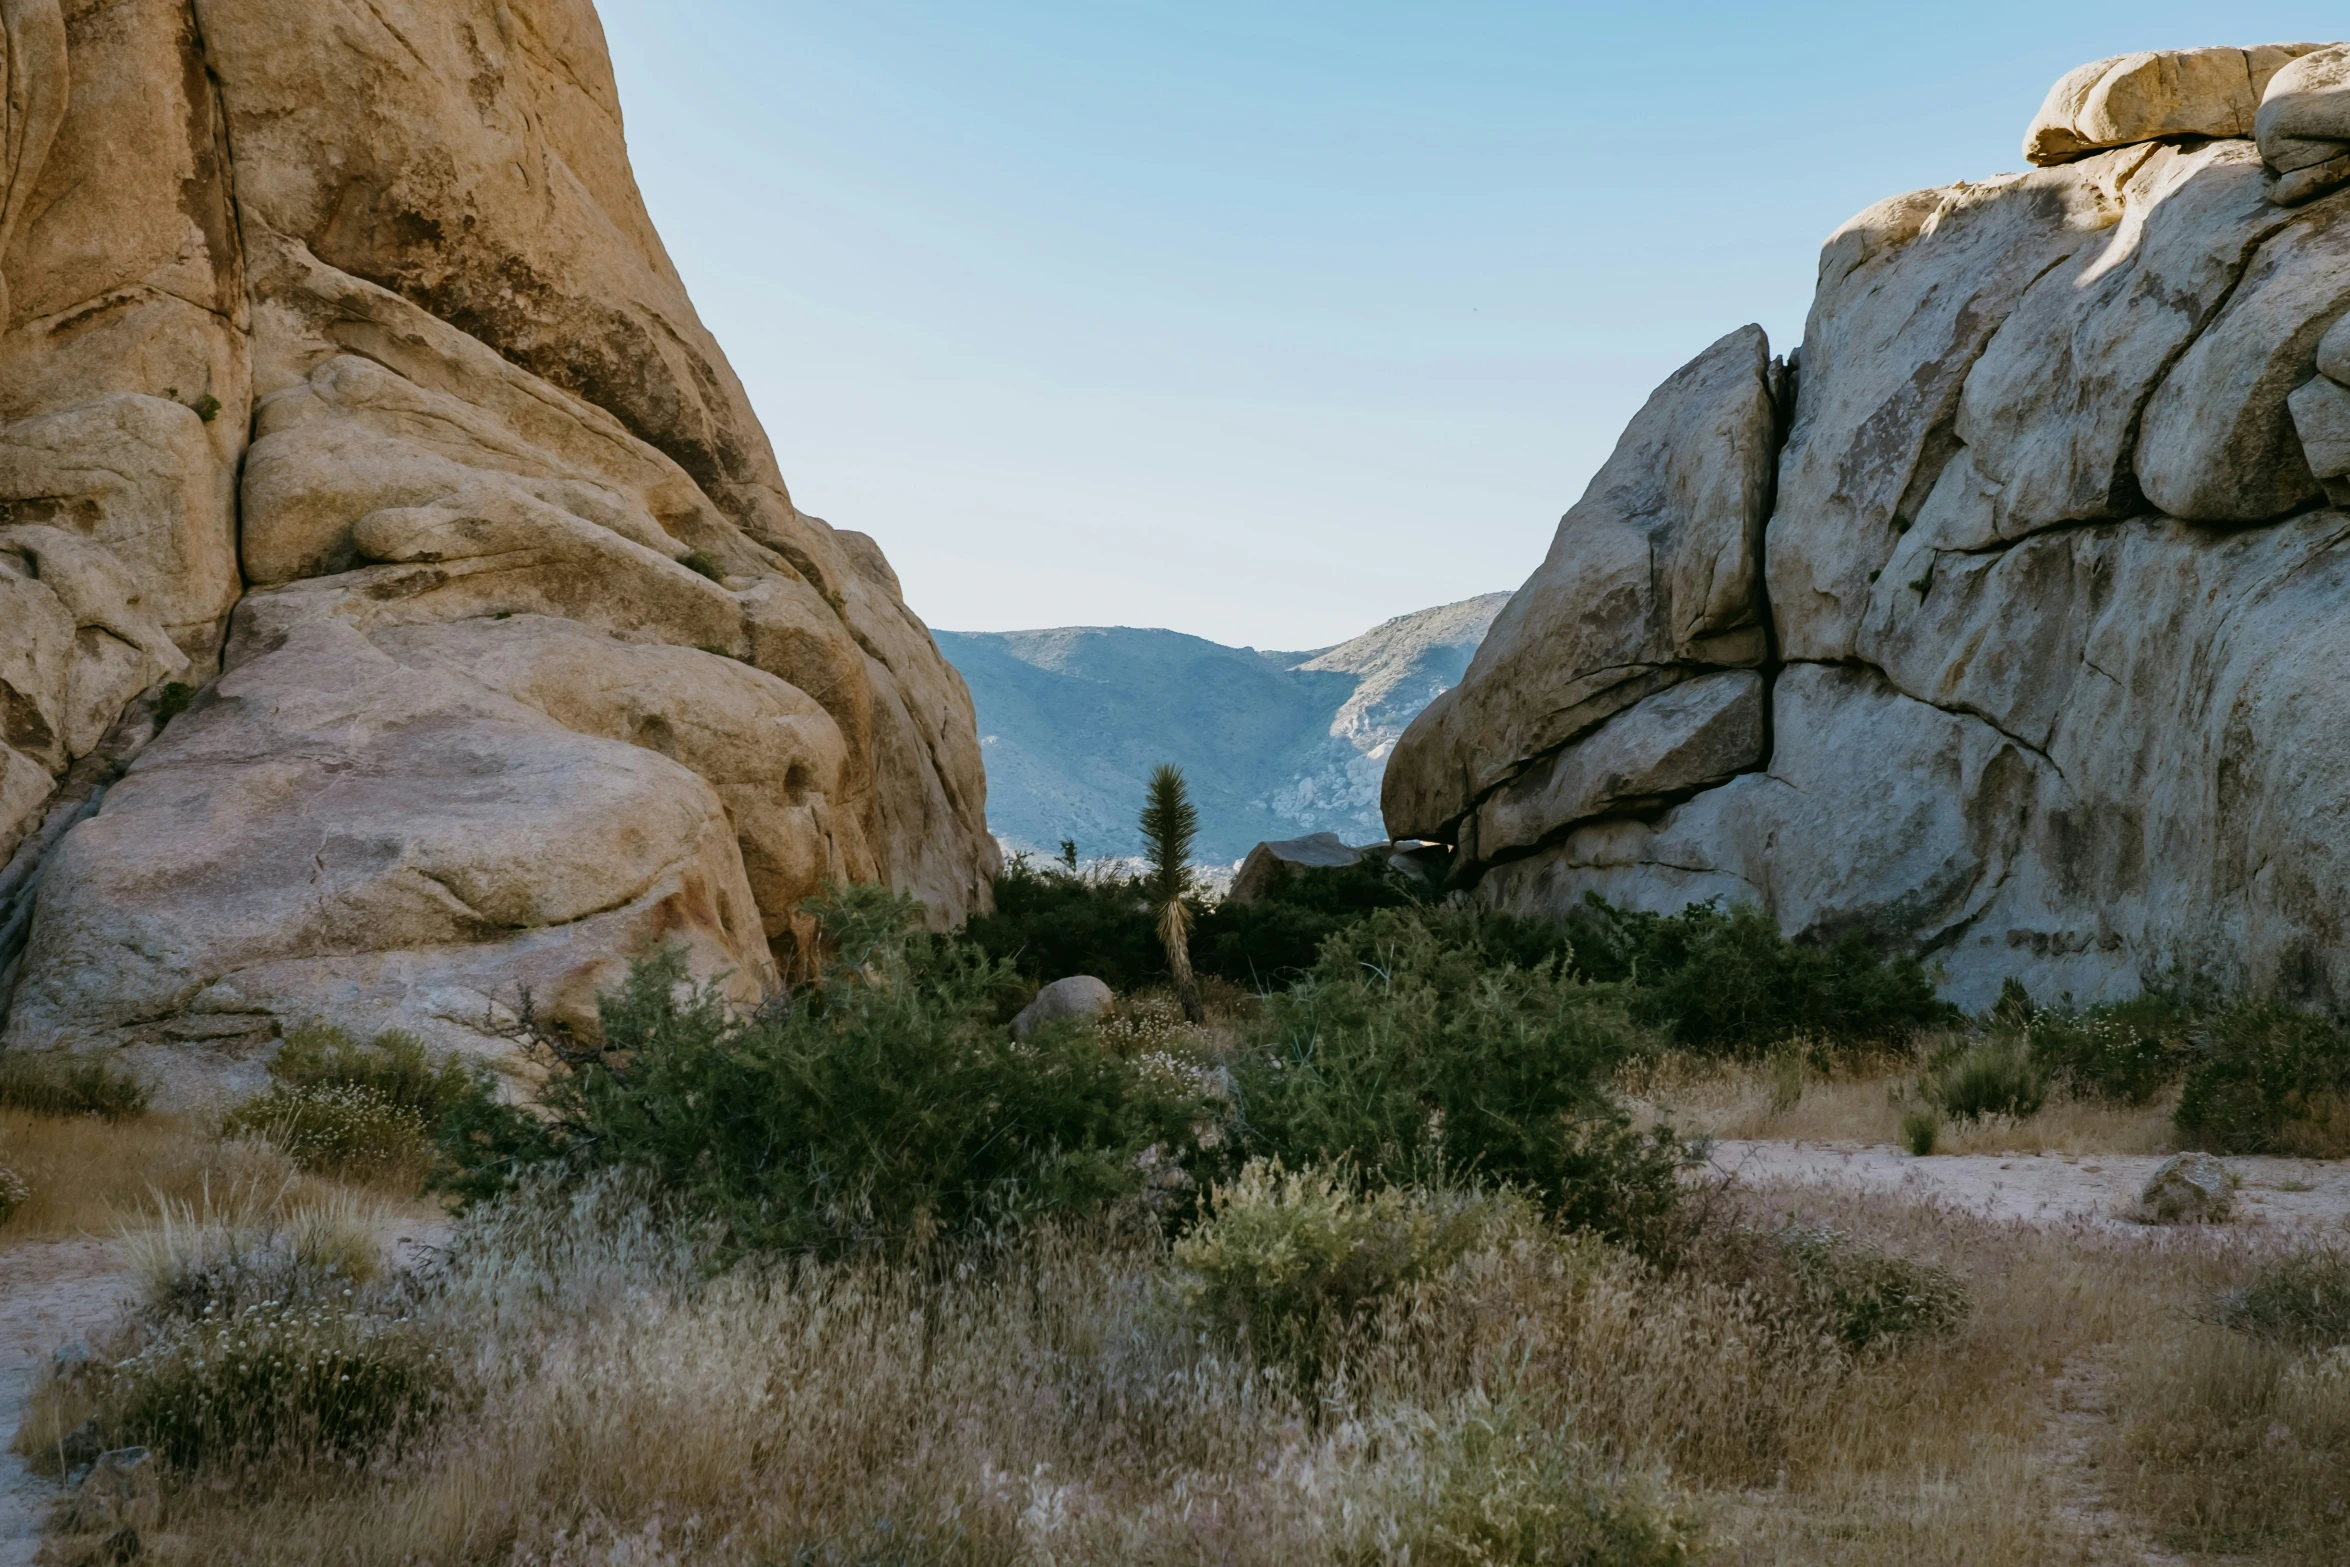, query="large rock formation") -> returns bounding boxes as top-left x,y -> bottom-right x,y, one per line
0,0 -> 994,1086
1386,43 -> 2350,1011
